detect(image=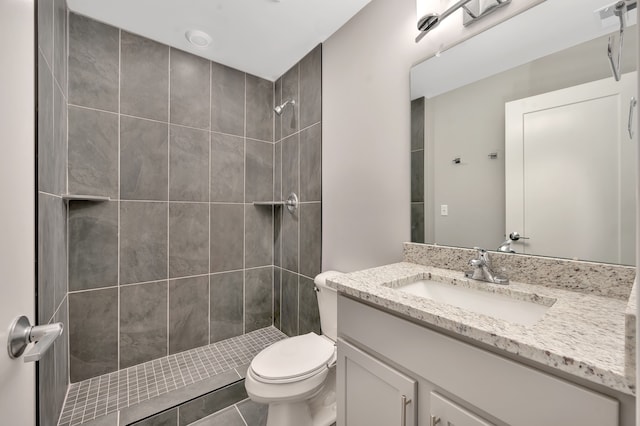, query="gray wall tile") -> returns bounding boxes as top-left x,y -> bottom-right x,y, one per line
246,74 -> 273,142
211,62 -> 245,137
121,31 -> 169,121
169,203 -> 209,278
39,330 -> 55,426
245,267 -> 273,332
299,276 -> 321,335
170,126 -> 209,202
120,202 -> 168,284
281,270 -> 298,337
274,142 -> 282,201
170,48 -> 210,129
69,13 -> 119,112
273,268 -> 281,329
411,97 -> 425,151
131,408 -> 177,426
53,297 -> 69,423
68,106 -> 119,198
245,206 -> 273,268
274,78 -> 282,142
69,201 -> 118,291
169,276 -> 209,354
245,140 -> 273,202
178,382 -> 247,426
411,203 -> 425,244
53,84 -> 67,193
210,133 -> 244,203
411,150 -> 424,203
281,209 -> 298,273
120,281 -> 168,368
237,399 -> 268,426
299,45 -> 322,129
210,204 -> 243,273
300,124 -> 321,202
37,55 -> 54,194
282,134 -> 299,198
273,207 -> 282,267
69,288 -> 118,382
38,194 -> 67,323
210,272 -> 243,343
38,0 -> 54,68
120,116 -> 169,201
299,203 -> 321,279
281,64 -> 298,138
53,0 -> 67,95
